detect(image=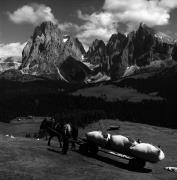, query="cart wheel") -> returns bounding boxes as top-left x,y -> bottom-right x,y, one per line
129,158 -> 146,169
79,143 -> 89,154
88,143 -> 98,156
